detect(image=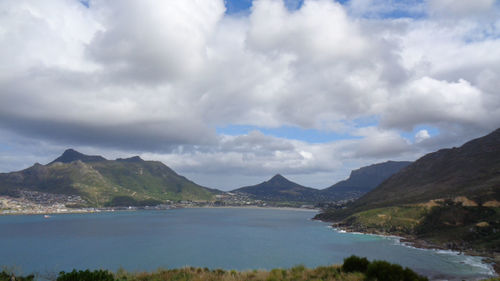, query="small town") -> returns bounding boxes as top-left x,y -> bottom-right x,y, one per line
0,190 -> 320,216
0,190 -> 95,215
